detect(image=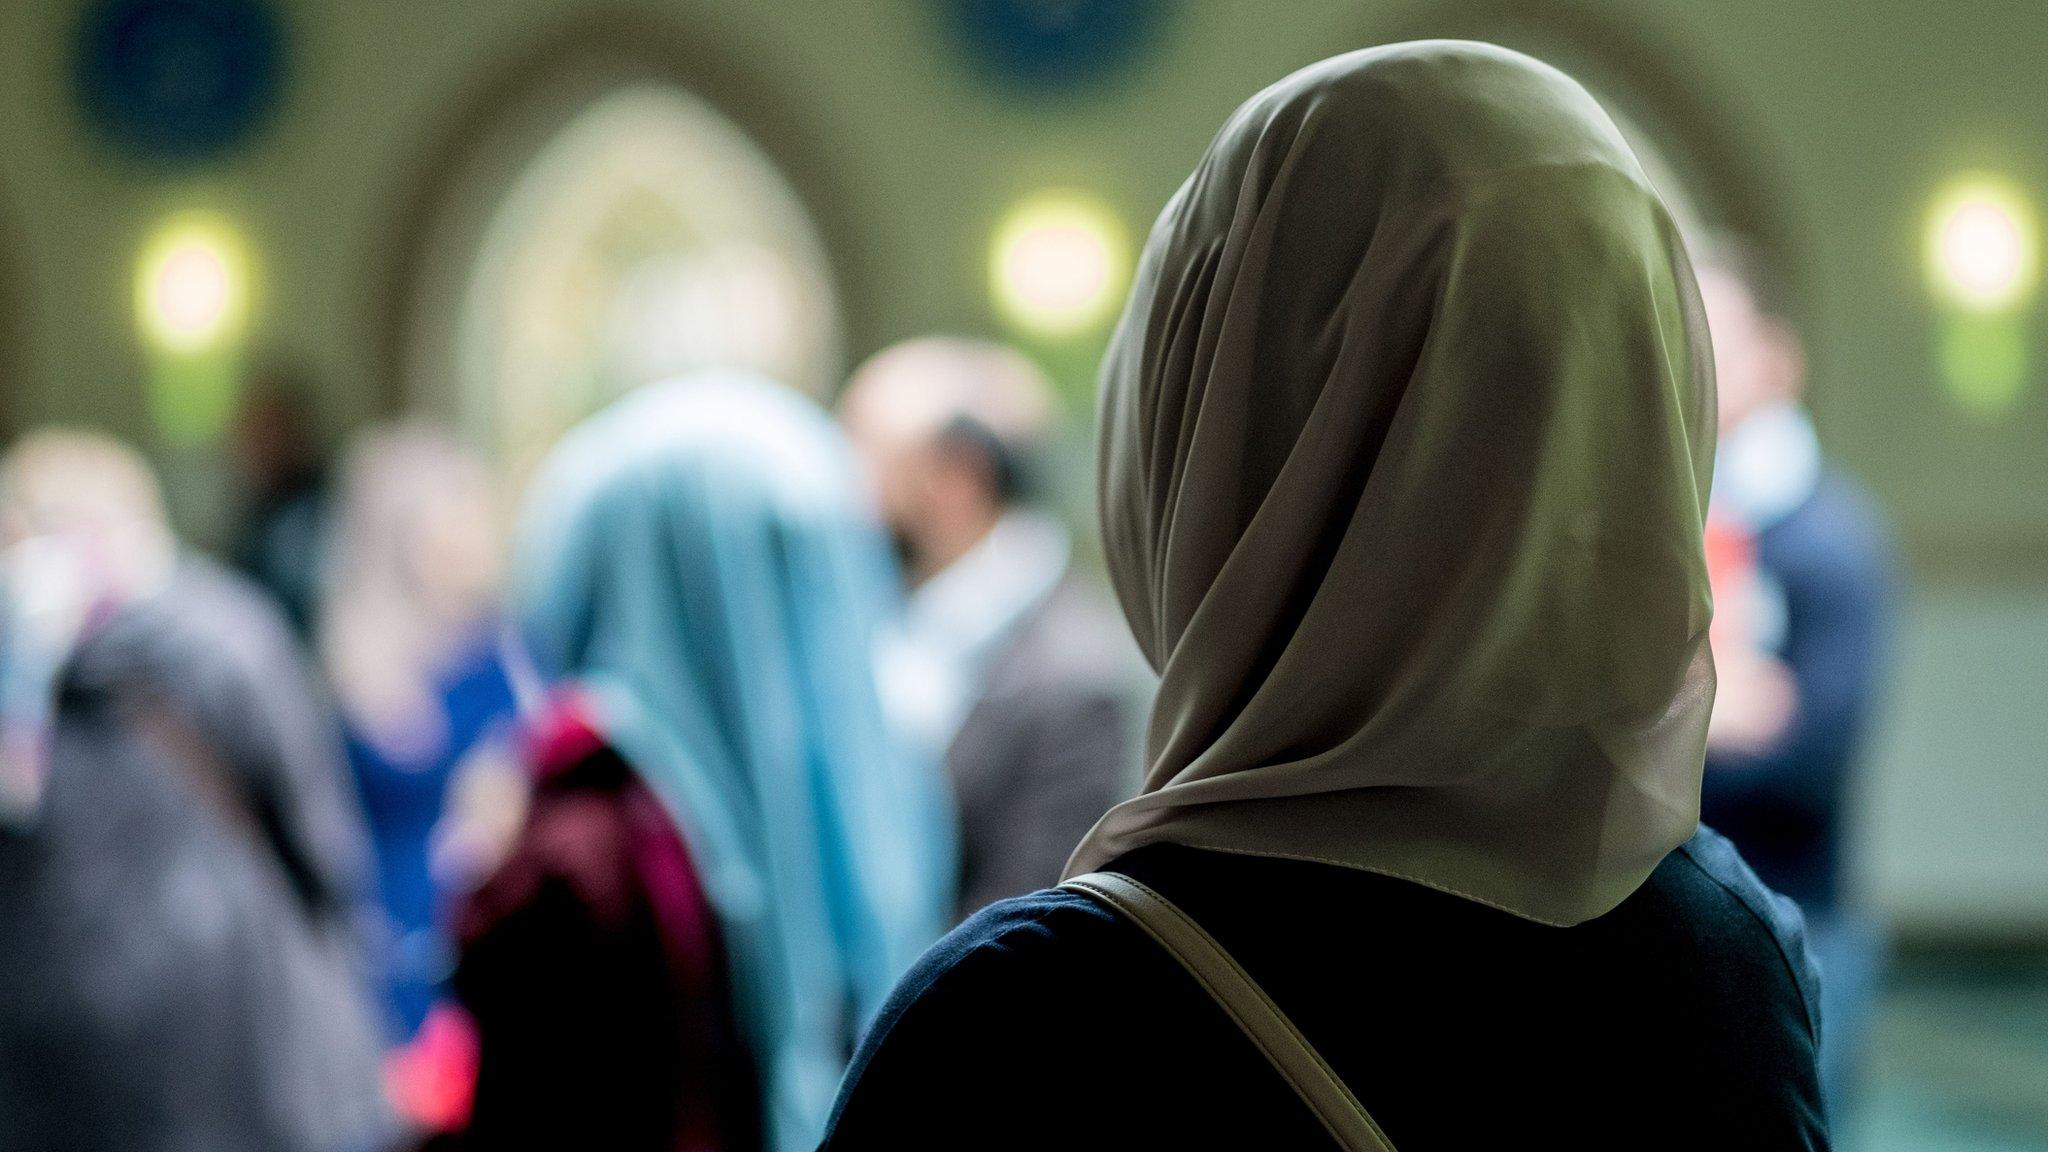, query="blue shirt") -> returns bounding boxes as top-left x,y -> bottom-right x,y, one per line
349,634 -> 519,1038
825,827 -> 1827,1150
